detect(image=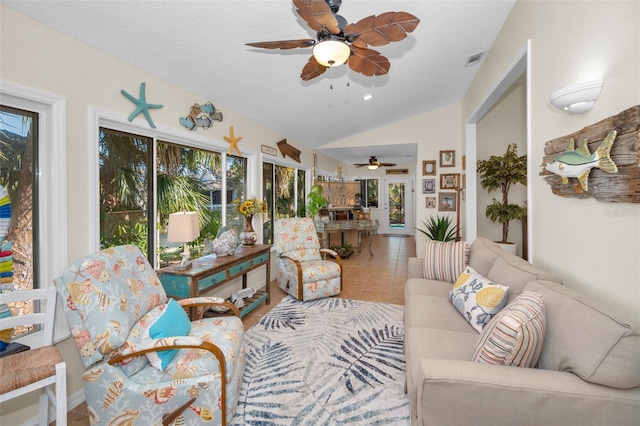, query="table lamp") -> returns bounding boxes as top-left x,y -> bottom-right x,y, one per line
167,211 -> 200,270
